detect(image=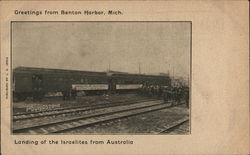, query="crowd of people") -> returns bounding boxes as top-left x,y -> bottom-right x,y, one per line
139,84 -> 189,107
